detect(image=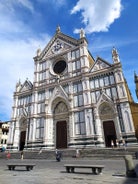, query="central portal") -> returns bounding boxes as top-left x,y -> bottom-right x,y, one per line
103,121 -> 117,147
56,121 -> 67,149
